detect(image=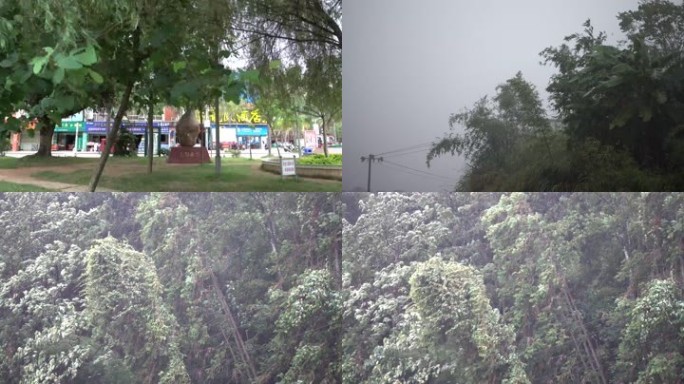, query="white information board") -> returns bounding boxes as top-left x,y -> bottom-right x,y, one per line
281,157 -> 297,177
